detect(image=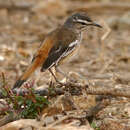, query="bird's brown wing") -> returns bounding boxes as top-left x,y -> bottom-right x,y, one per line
41,28 -> 78,71
41,40 -> 77,71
